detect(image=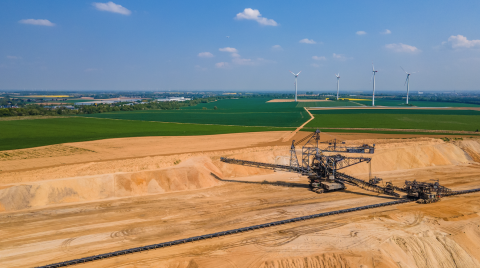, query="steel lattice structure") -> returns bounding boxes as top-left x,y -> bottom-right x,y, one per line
221,129 -> 451,201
